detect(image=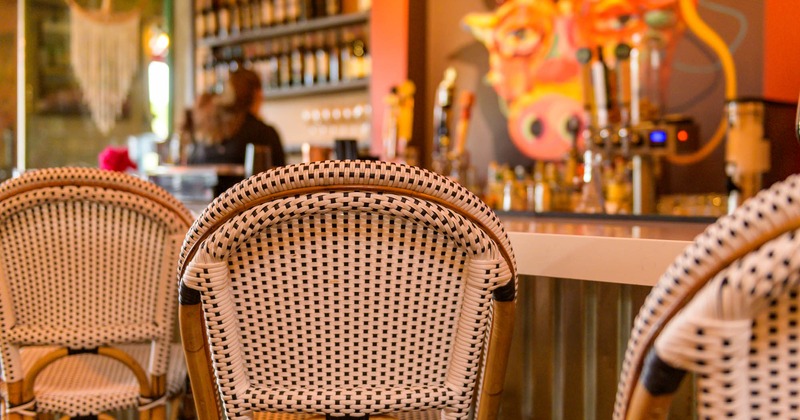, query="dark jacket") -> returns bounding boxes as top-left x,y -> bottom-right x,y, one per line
189,113 -> 285,194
